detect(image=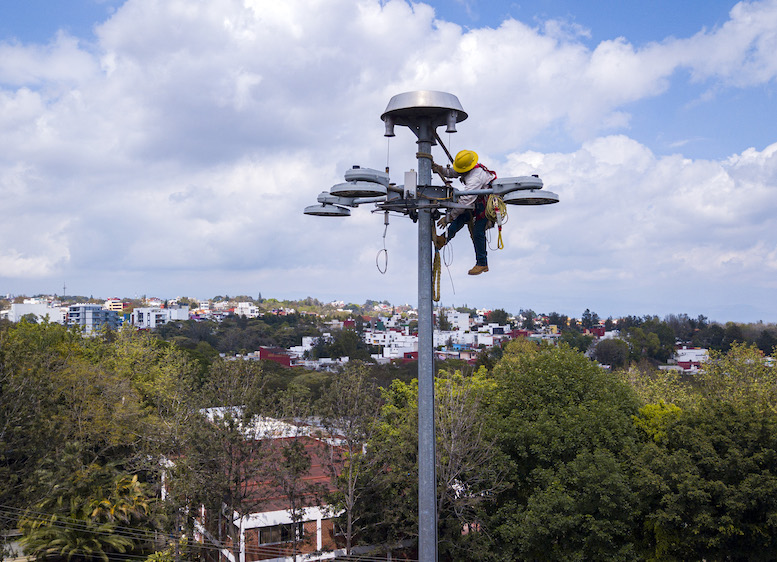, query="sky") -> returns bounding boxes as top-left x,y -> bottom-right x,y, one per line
1,0 -> 776,323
